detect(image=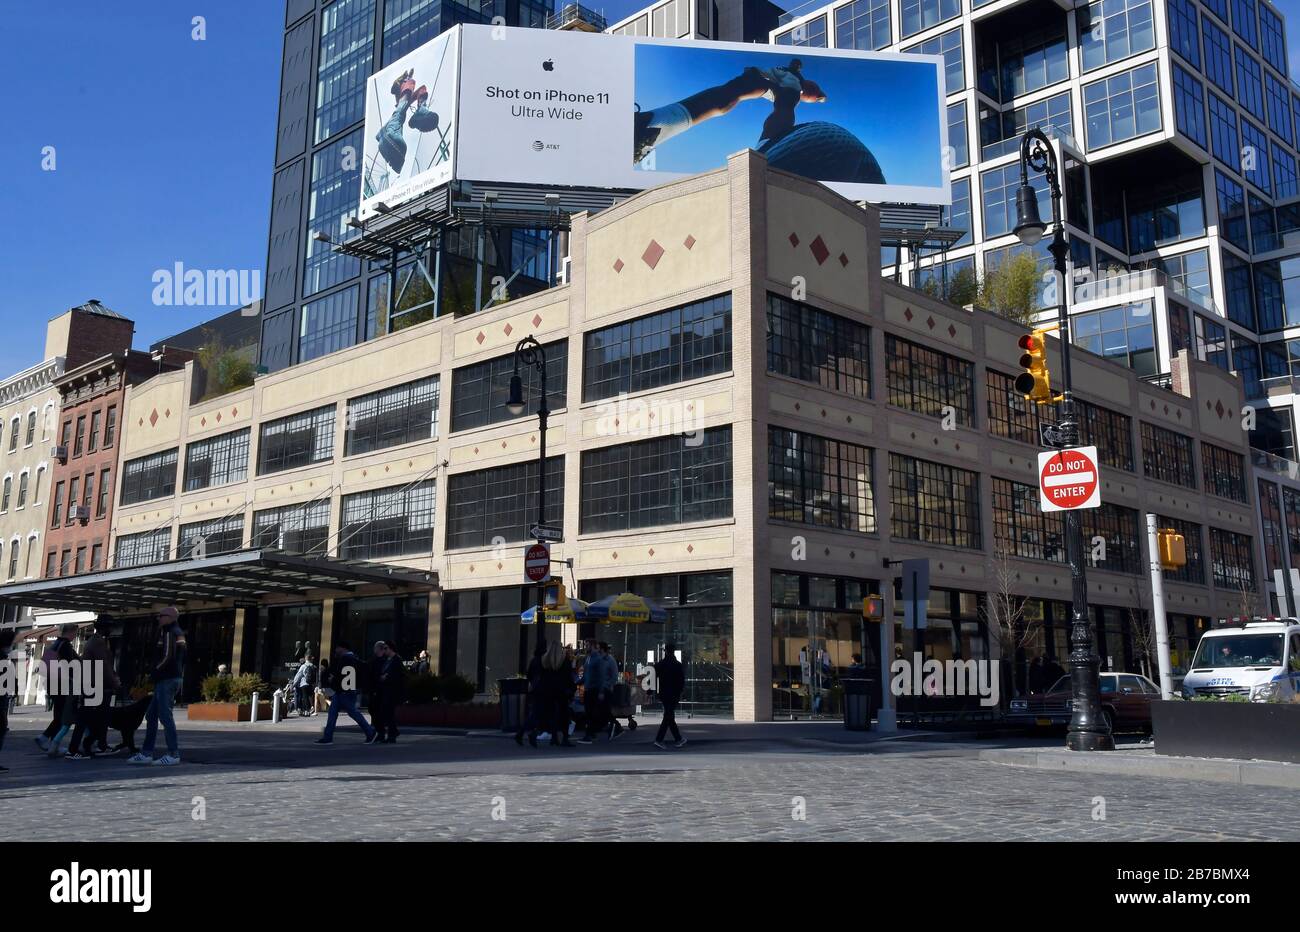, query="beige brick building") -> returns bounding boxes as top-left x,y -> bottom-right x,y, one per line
102,152 -> 1261,720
